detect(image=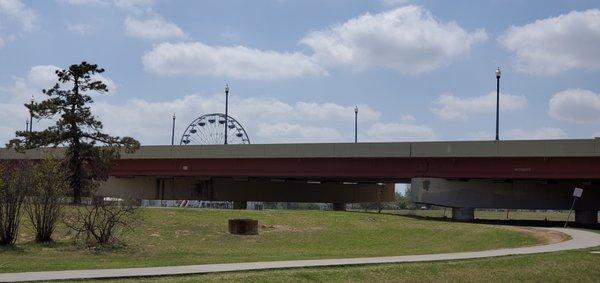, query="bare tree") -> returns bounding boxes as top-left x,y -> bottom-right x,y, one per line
63,193 -> 137,247
26,157 -> 68,243
0,161 -> 32,246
